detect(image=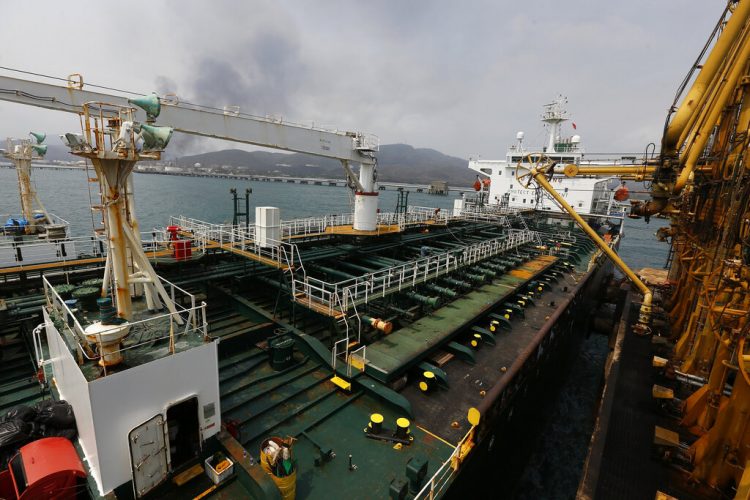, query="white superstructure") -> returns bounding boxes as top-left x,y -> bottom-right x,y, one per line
468,96 -> 616,215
